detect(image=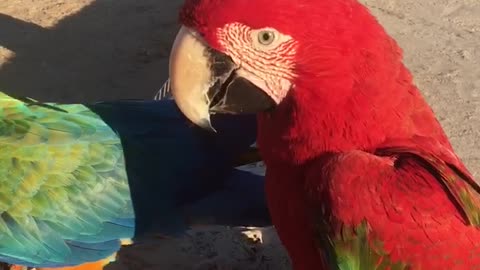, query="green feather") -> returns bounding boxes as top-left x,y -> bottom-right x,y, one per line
0,92 -> 133,263
316,220 -> 409,270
